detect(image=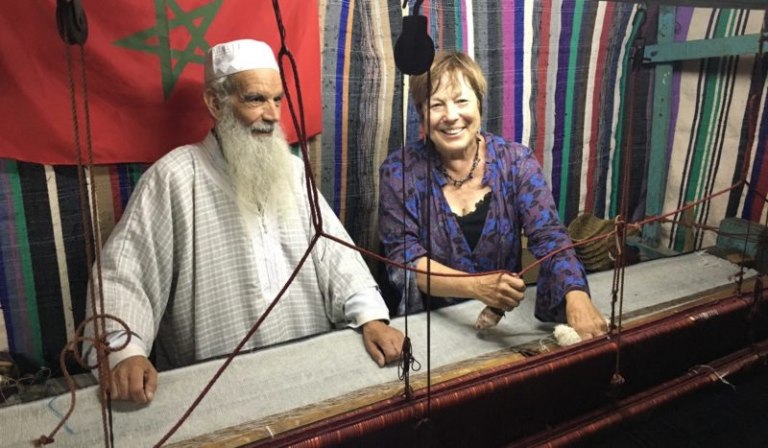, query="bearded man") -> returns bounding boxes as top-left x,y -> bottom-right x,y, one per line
85,39 -> 403,404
